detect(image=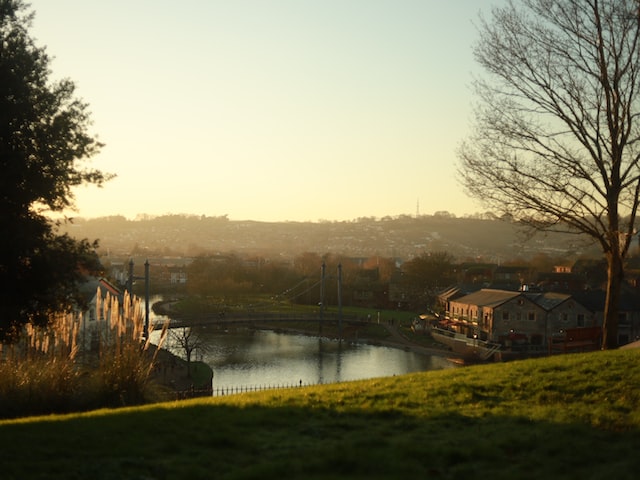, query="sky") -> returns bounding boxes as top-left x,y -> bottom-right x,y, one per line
28,0 -> 498,222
